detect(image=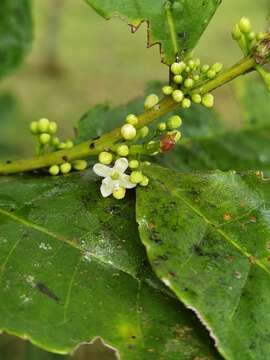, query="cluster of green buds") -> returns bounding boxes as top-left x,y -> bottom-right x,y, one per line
162,56 -> 222,109
30,118 -> 87,175
30,118 -> 74,152
93,102 -> 184,199
232,17 -> 268,55
232,17 -> 270,91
